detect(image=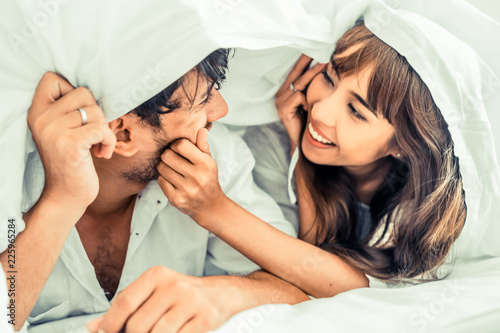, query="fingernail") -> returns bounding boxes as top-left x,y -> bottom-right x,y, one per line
98,329 -> 106,333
